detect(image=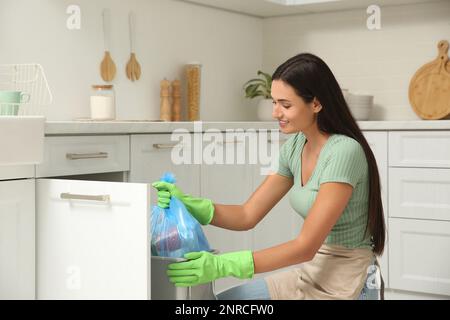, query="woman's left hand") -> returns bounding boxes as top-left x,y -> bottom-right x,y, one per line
167,250 -> 255,287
